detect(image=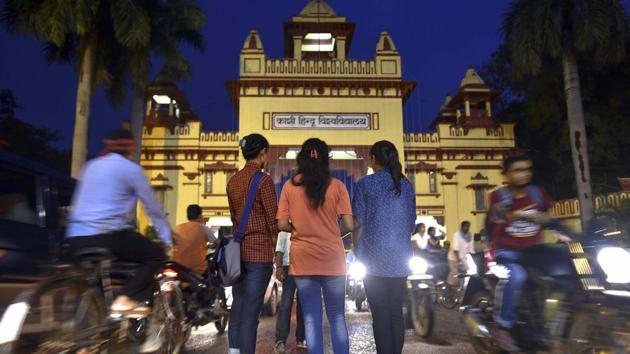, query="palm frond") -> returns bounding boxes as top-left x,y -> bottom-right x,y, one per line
110,0 -> 151,49
501,0 -> 563,76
